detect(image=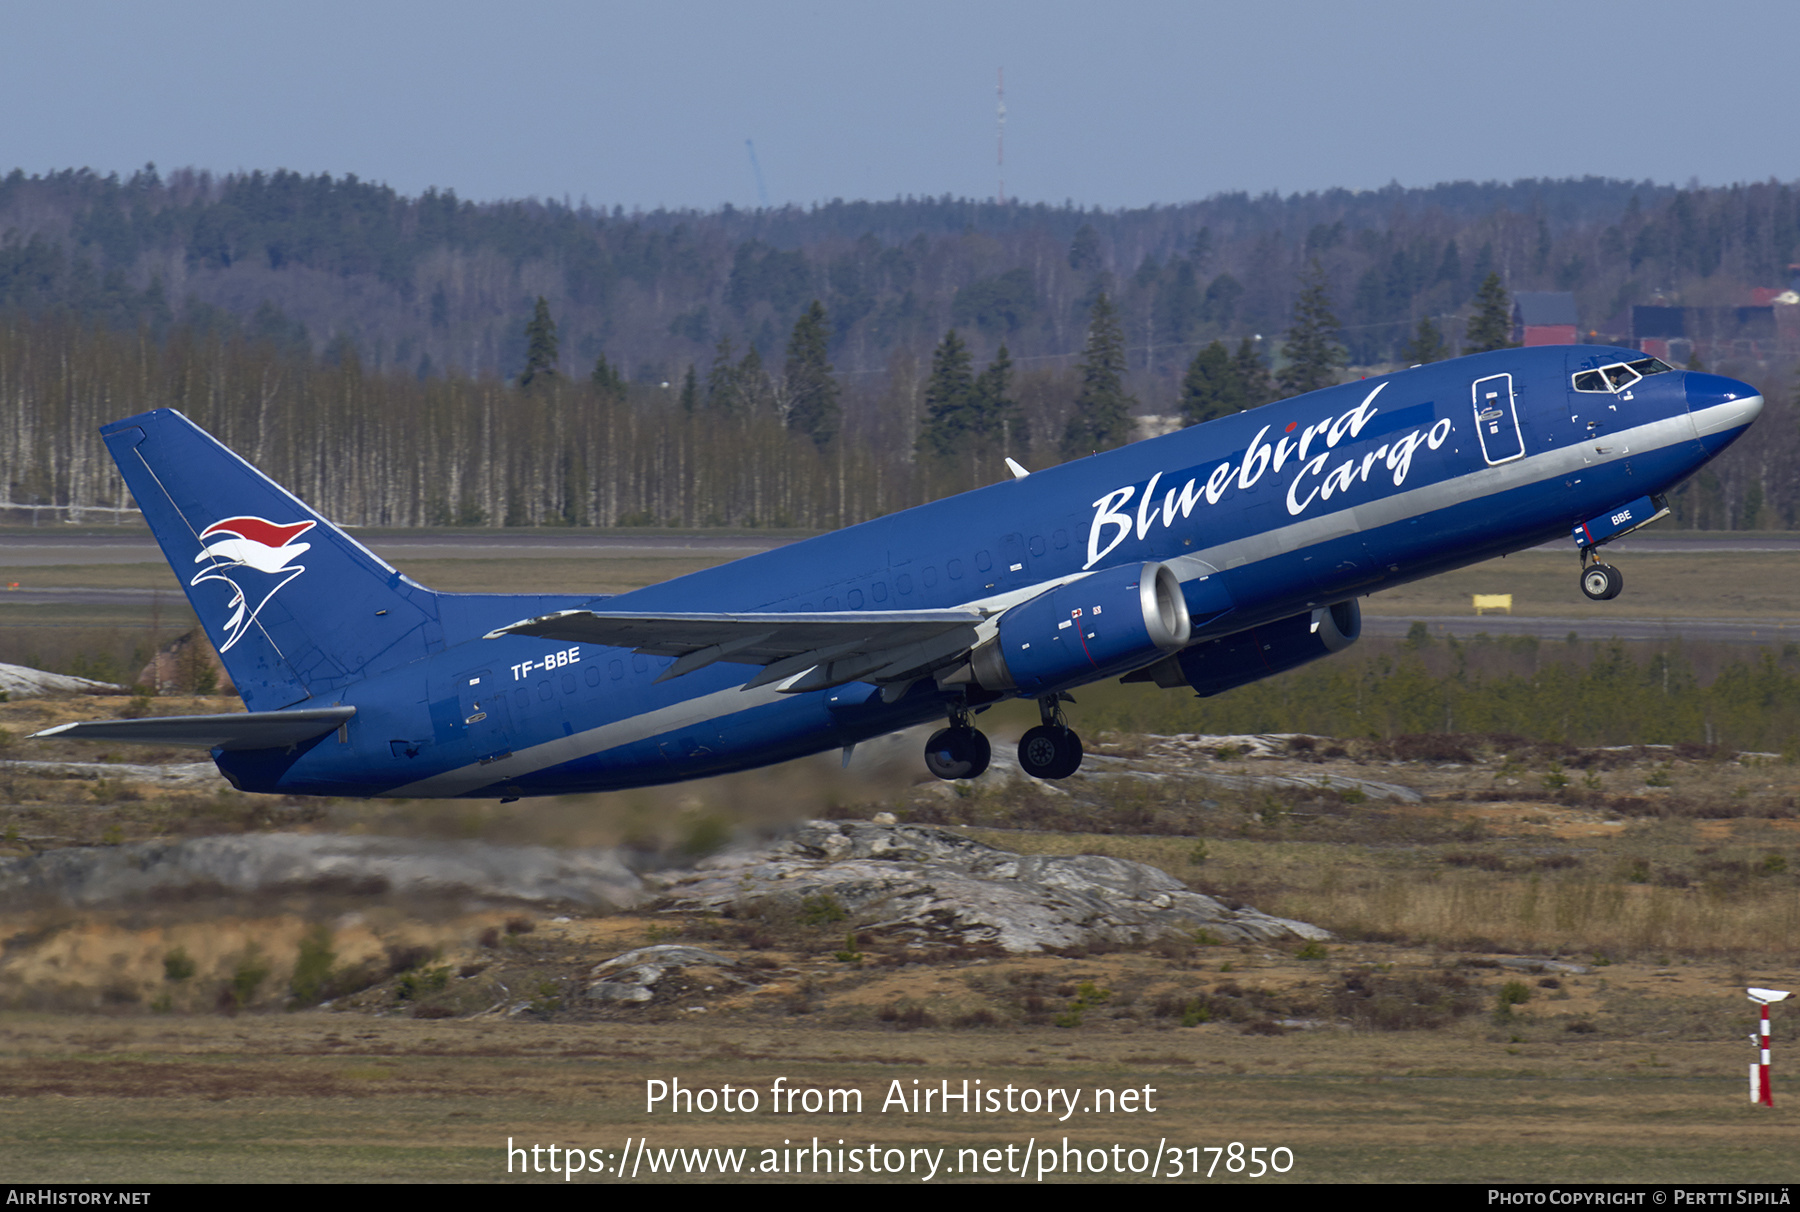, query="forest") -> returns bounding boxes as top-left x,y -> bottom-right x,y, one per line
2,166 -> 1797,529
